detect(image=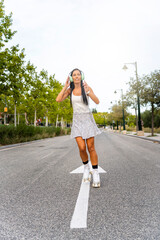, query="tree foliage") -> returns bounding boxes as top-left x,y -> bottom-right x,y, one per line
140,70 -> 160,135
0,0 -> 16,49
125,70 -> 160,135
0,0 -> 72,126
93,112 -> 108,125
